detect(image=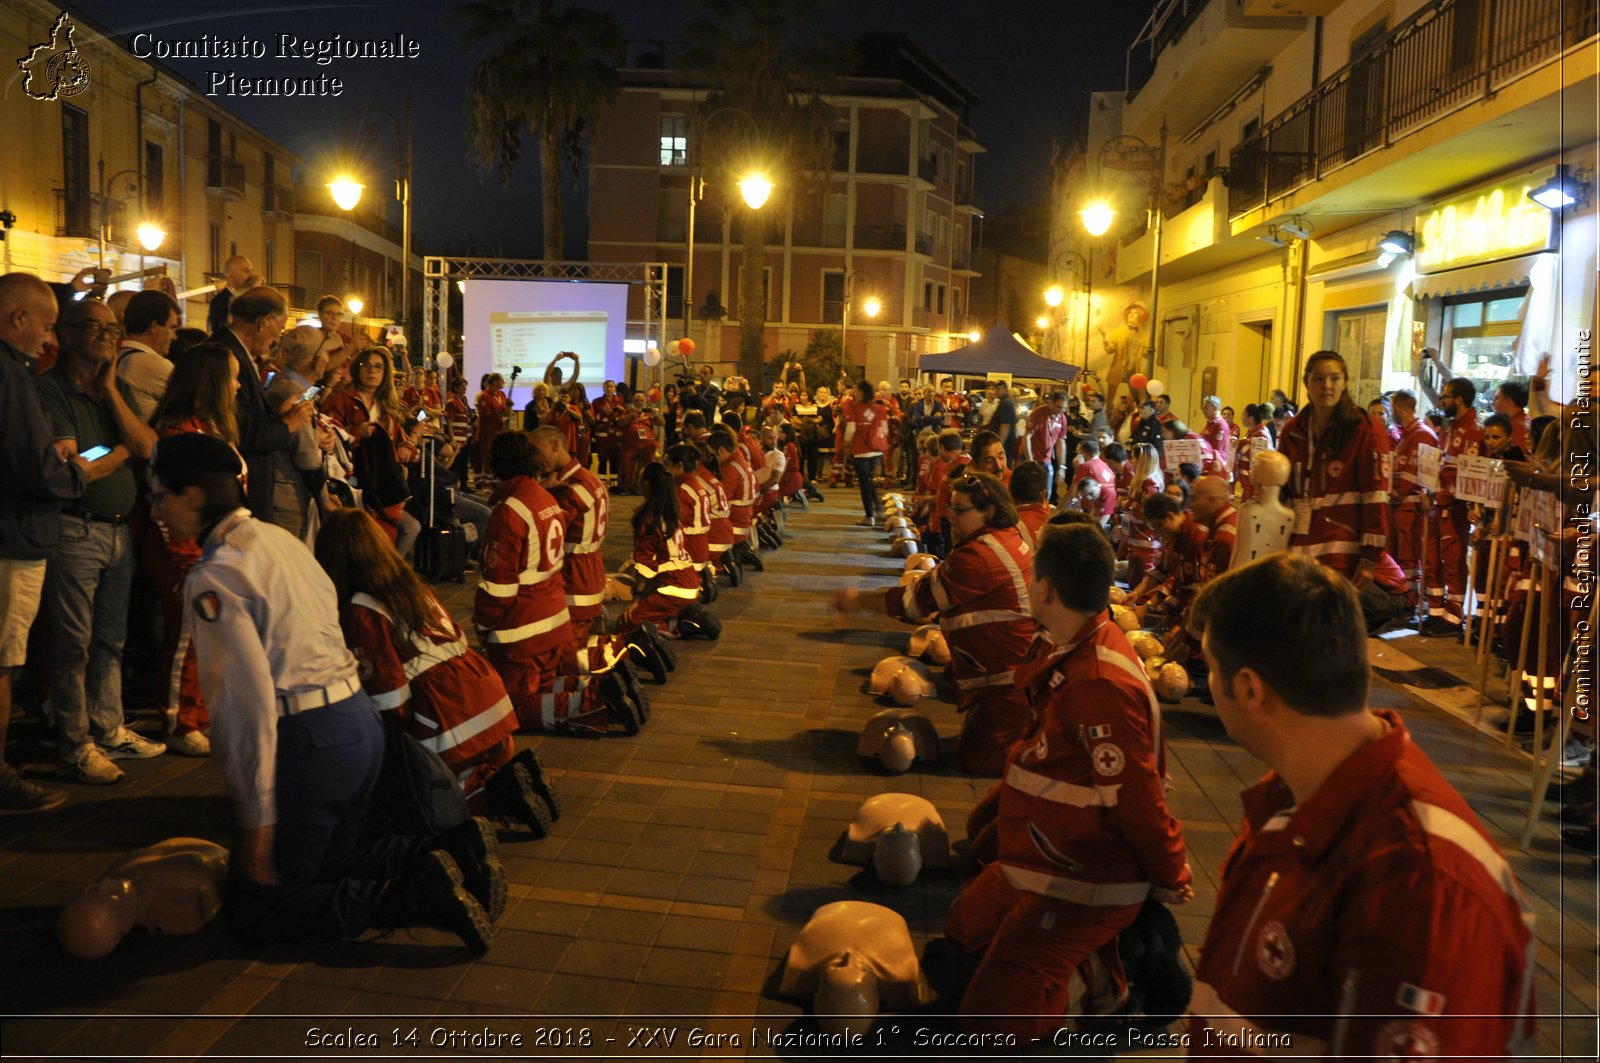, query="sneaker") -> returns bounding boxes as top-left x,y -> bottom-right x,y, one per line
101,727 -> 166,760
0,766 -> 68,815
1561,739 -> 1595,770
57,745 -> 124,785
1418,617 -> 1461,638
167,731 -> 211,757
